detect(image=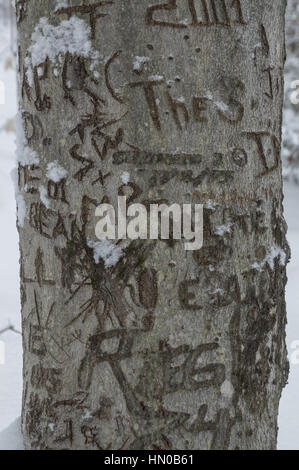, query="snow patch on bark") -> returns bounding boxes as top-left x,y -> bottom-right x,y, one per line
25,17 -> 99,85
16,194 -> 27,228
148,74 -> 164,81
252,246 -> 287,272
88,240 -> 125,268
82,410 -> 93,420
215,223 -> 233,236
205,92 -> 230,113
15,112 -> 39,166
55,0 -> 69,10
205,200 -> 217,211
39,186 -> 51,209
121,171 -> 130,185
221,380 -> 234,400
133,56 -> 149,73
46,161 -> 68,183
11,168 -> 27,228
